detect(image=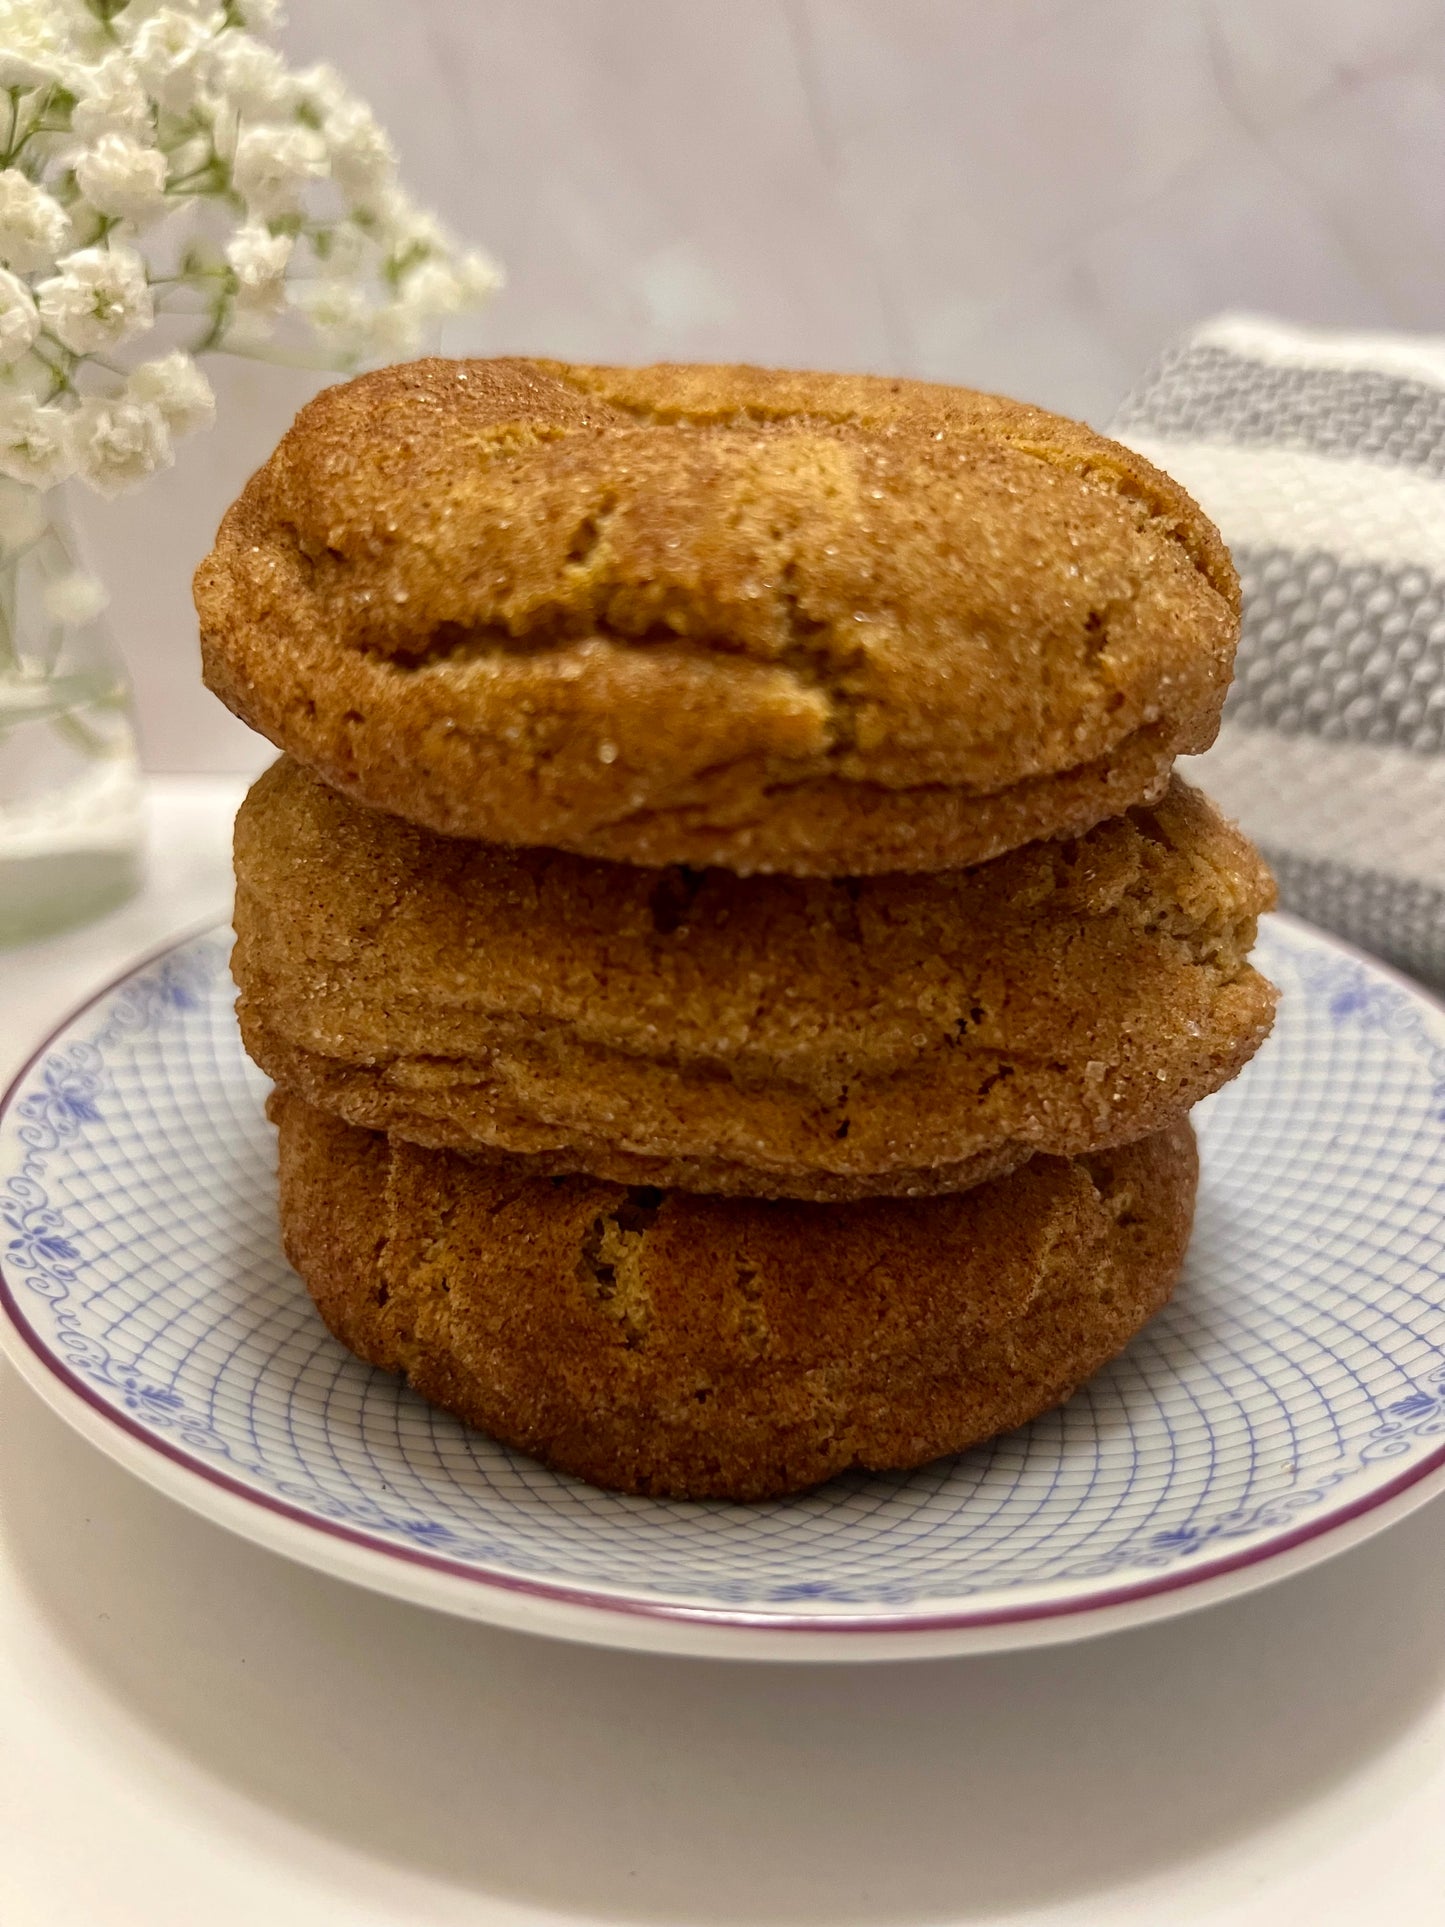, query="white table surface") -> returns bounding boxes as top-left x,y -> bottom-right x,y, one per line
3,777 -> 1445,1927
